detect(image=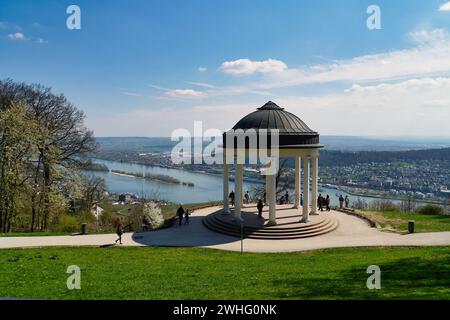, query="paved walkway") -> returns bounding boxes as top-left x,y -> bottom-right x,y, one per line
1,205 -> 449,252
